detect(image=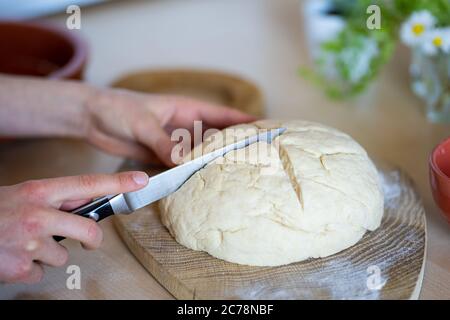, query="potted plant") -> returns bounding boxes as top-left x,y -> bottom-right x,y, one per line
300,0 -> 450,123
